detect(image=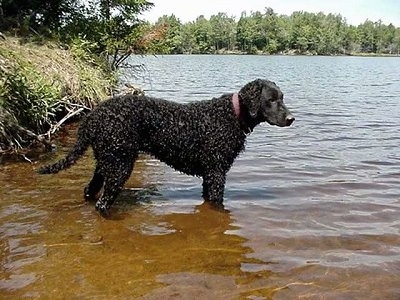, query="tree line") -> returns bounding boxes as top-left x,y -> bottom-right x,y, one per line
148,8 -> 400,55
1,1 -> 399,59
